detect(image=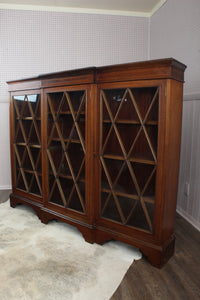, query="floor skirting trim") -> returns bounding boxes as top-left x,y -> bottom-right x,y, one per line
176,206 -> 200,232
